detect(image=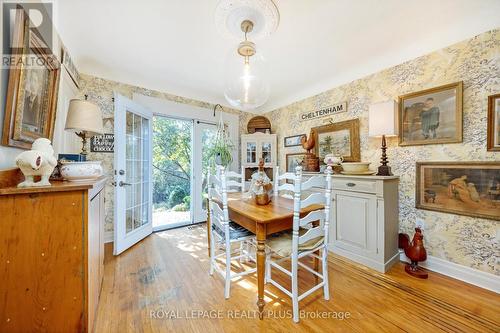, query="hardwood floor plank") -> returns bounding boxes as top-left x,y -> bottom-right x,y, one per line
94,225 -> 500,333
